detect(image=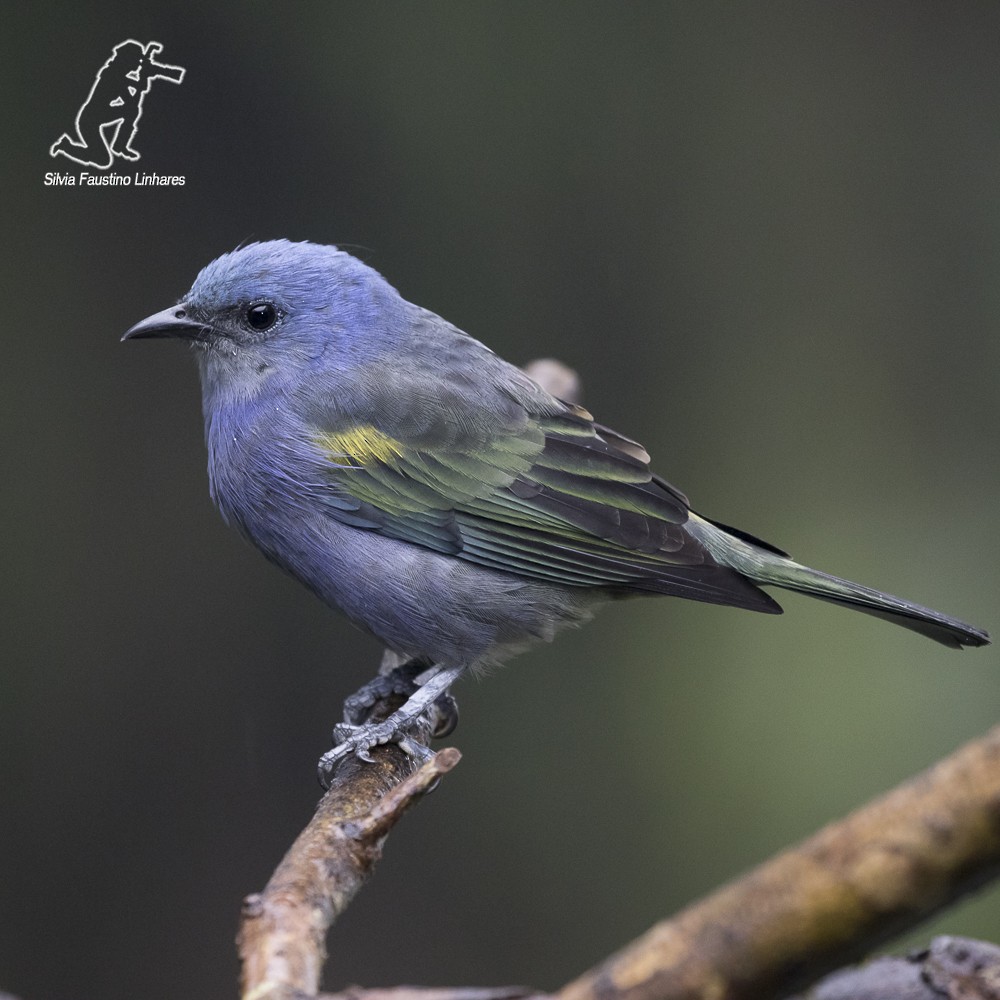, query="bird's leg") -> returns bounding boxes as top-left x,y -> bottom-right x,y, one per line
318,663 -> 465,786
342,652 -> 460,735
341,654 -> 430,725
